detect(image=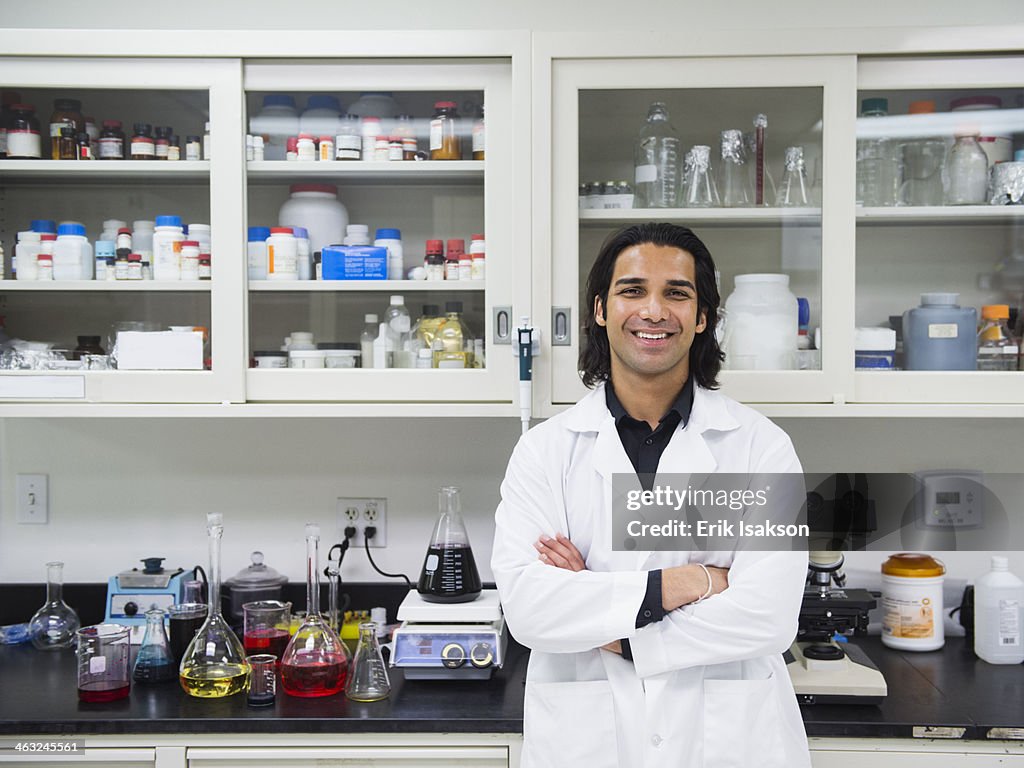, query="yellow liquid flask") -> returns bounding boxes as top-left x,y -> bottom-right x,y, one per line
179,513 -> 250,697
